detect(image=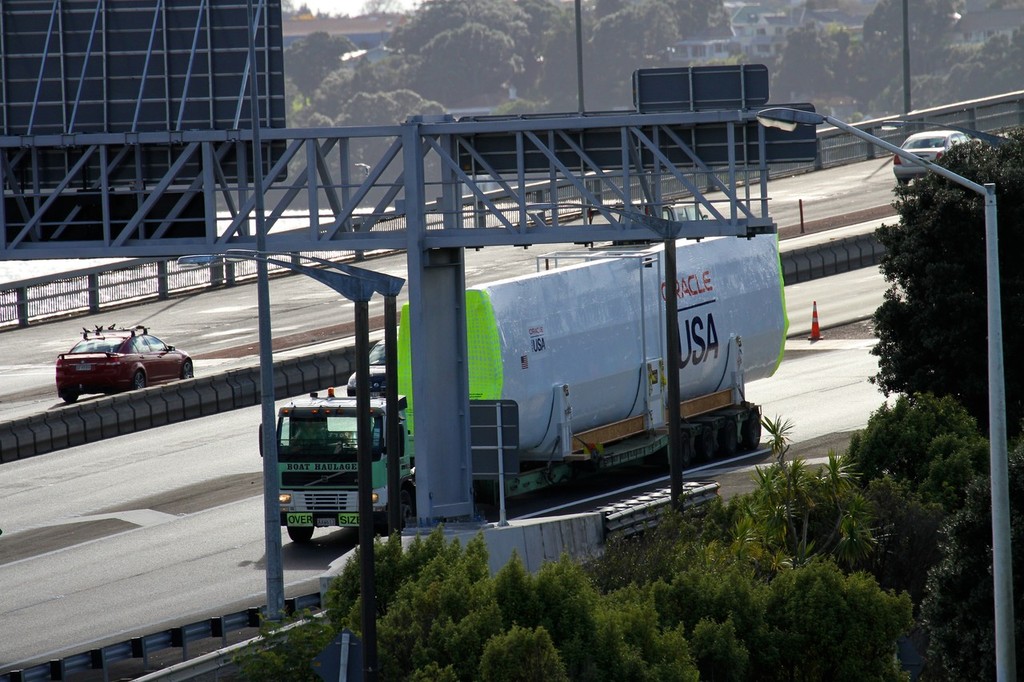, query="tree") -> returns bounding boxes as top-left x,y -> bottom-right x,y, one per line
921,444 -> 1024,680
414,23 -> 521,105
232,610 -> 333,682
764,560 -> 913,681
585,0 -> 681,109
857,476 -> 945,610
774,23 -> 837,101
285,32 -> 357,103
852,0 -> 960,112
871,130 -> 1024,440
847,393 -> 989,511
478,626 -> 568,682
